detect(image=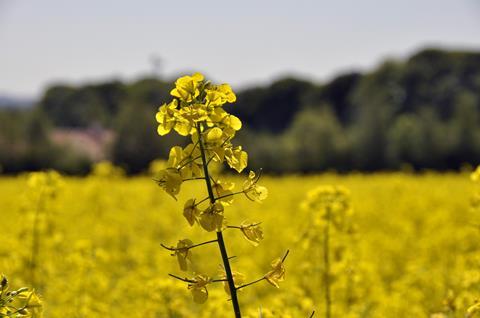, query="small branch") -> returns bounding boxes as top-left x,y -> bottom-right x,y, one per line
177,155 -> 202,170
234,251 -> 289,291
227,222 -> 262,230
177,140 -> 200,165
254,168 -> 263,183
161,239 -> 218,252
212,278 -> 228,283
195,190 -> 245,207
236,277 -> 266,291
193,196 -> 210,206
182,177 -> 205,181
168,274 -> 196,283
168,273 -> 227,284
215,191 -> 245,201
308,310 -> 315,318
206,155 -> 216,166
169,273 -> 196,283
